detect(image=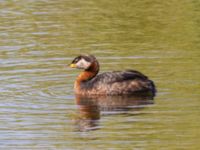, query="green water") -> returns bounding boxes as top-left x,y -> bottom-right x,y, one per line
0,0 -> 200,149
